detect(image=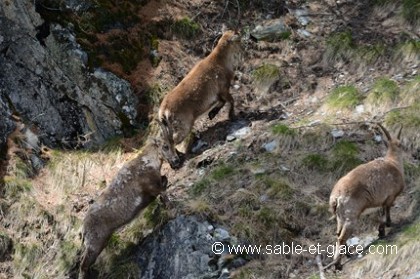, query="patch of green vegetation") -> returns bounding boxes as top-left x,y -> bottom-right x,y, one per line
262,177 -> 294,198
252,64 -> 280,84
211,163 -> 235,180
106,261 -> 140,279
171,17 -> 201,39
145,83 -> 166,106
3,176 -> 32,199
302,154 -> 329,171
142,199 -> 169,228
358,43 -> 386,64
402,223 -> 420,239
396,39 -> 420,61
13,242 -> 43,276
366,77 -> 399,106
326,85 -> 362,110
402,0 -> 420,25
385,103 -> 420,128
325,30 -> 355,61
404,162 -> 420,180
330,140 -> 362,174
58,240 -> 79,271
271,124 -> 297,136
257,206 -> 277,227
0,232 -> 12,259
190,178 -> 211,196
